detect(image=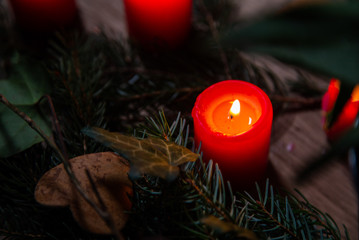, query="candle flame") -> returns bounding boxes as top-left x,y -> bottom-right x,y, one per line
230,99 -> 240,116
352,85 -> 359,102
